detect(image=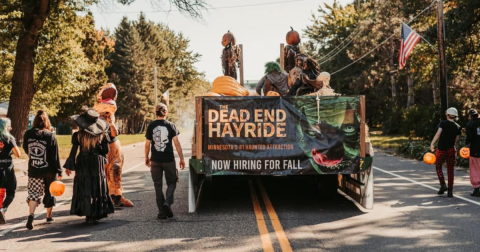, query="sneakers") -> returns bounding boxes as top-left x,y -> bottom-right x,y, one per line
0,208 -> 6,225
471,188 -> 480,197
437,183 -> 448,195
157,208 -> 167,219
26,214 -> 34,230
164,204 -> 174,218
46,217 -> 54,224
